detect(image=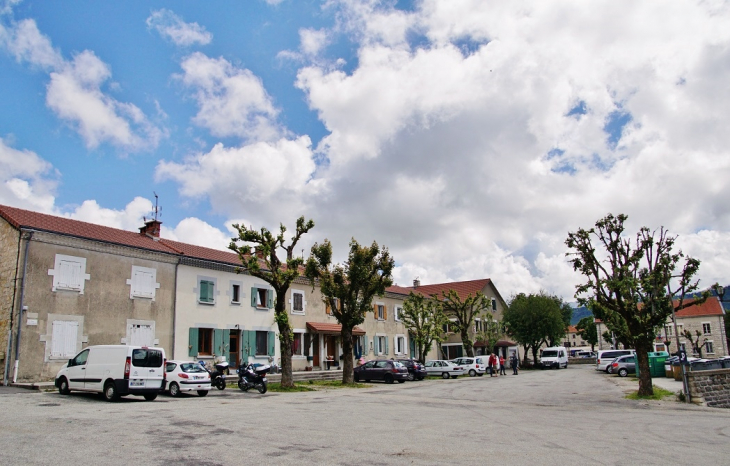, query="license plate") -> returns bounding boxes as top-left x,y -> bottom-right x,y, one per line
130,379 -> 144,387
